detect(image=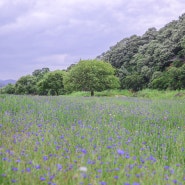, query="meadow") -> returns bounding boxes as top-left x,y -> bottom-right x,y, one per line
0,94 -> 185,185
